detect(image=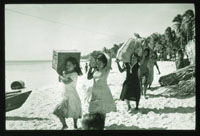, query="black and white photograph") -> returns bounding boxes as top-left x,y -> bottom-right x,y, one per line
5,4 -> 196,130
